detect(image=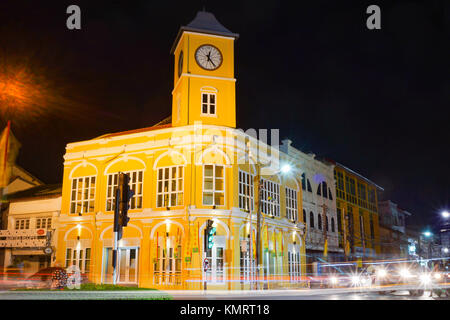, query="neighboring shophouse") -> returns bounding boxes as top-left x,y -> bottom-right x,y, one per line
378,200 -> 411,259
280,140 -> 341,275
322,160 -> 383,261
0,165 -> 43,269
54,11 -> 306,290
1,184 -> 61,276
